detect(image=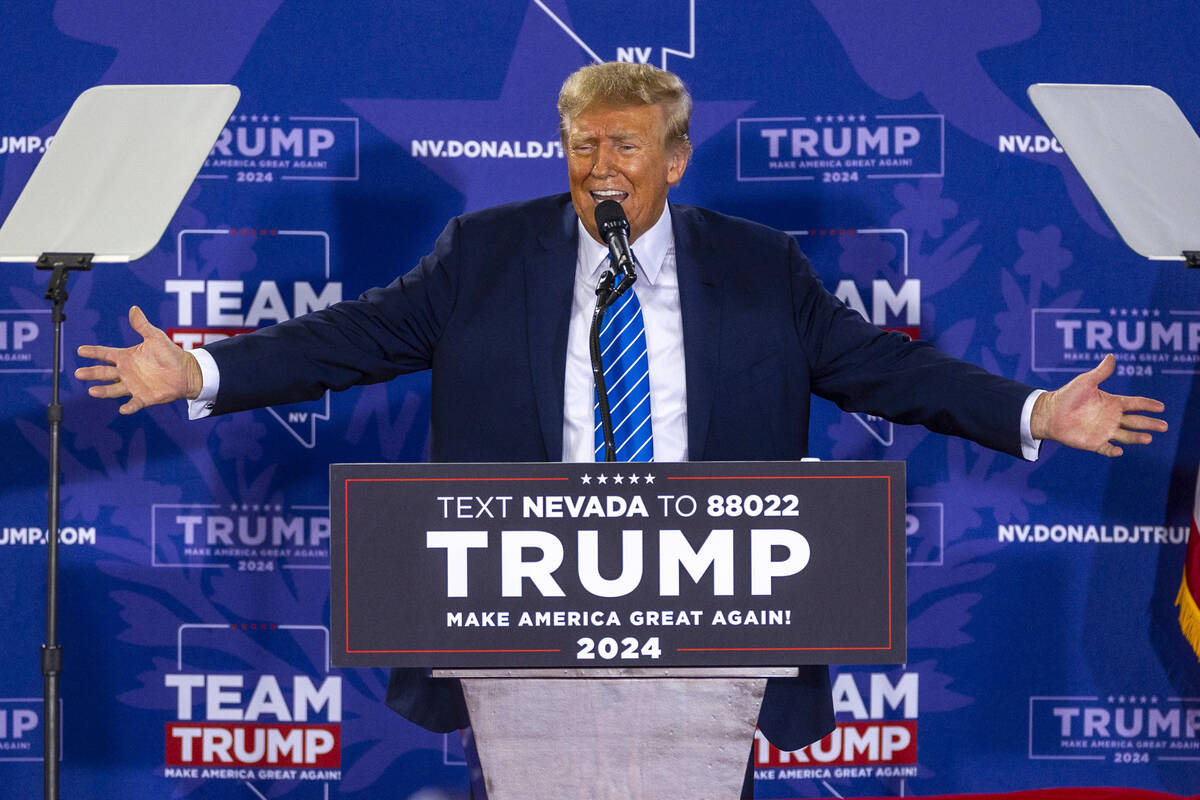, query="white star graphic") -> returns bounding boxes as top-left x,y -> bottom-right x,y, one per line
613,474 -> 624,484
628,474 -> 640,484
597,474 -> 608,484
581,474 -> 592,484
644,474 -> 655,484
